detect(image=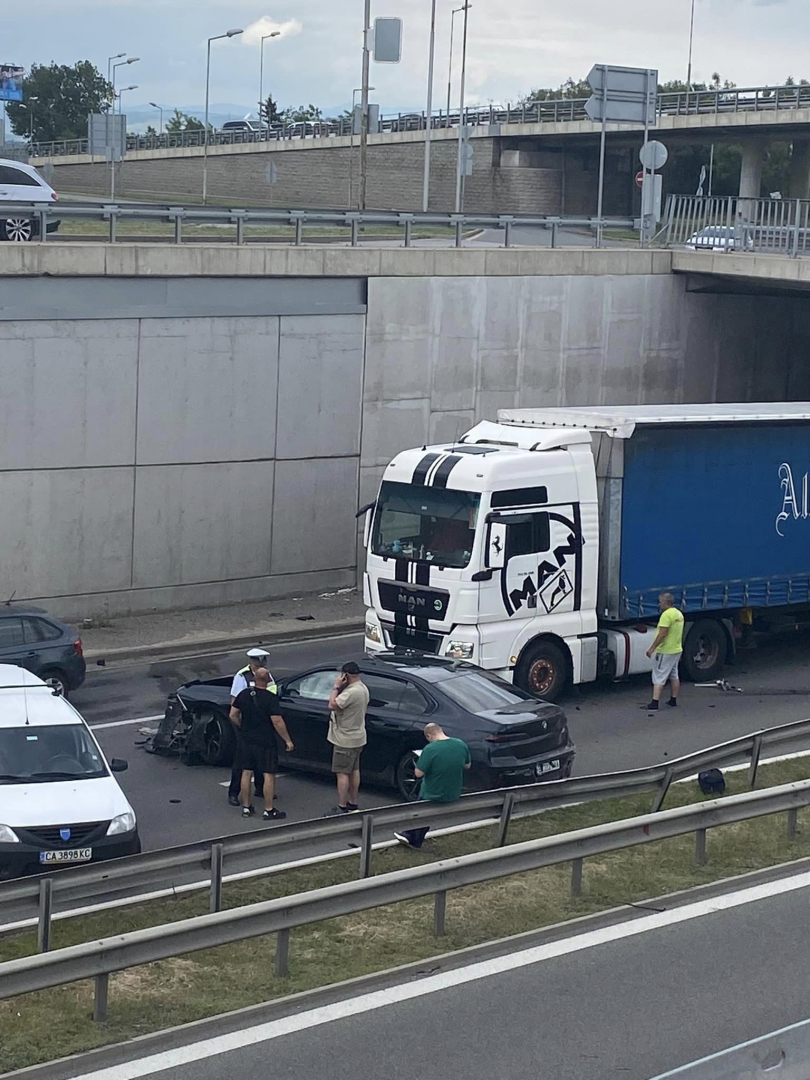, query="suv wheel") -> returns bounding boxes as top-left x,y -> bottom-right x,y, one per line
2,218 -> 34,242
41,669 -> 69,698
